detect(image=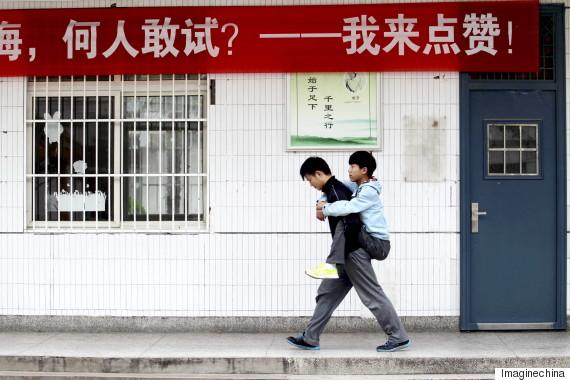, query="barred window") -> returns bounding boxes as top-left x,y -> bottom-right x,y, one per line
469,14 -> 554,81
26,75 -> 208,231
487,123 -> 540,177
